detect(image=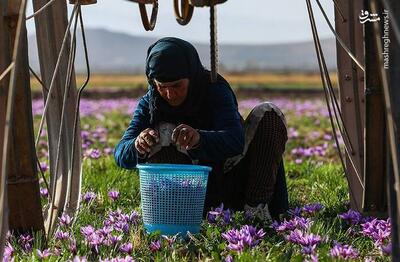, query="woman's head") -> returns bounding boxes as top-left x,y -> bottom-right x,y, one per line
145,37 -> 213,126
145,37 -> 204,106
